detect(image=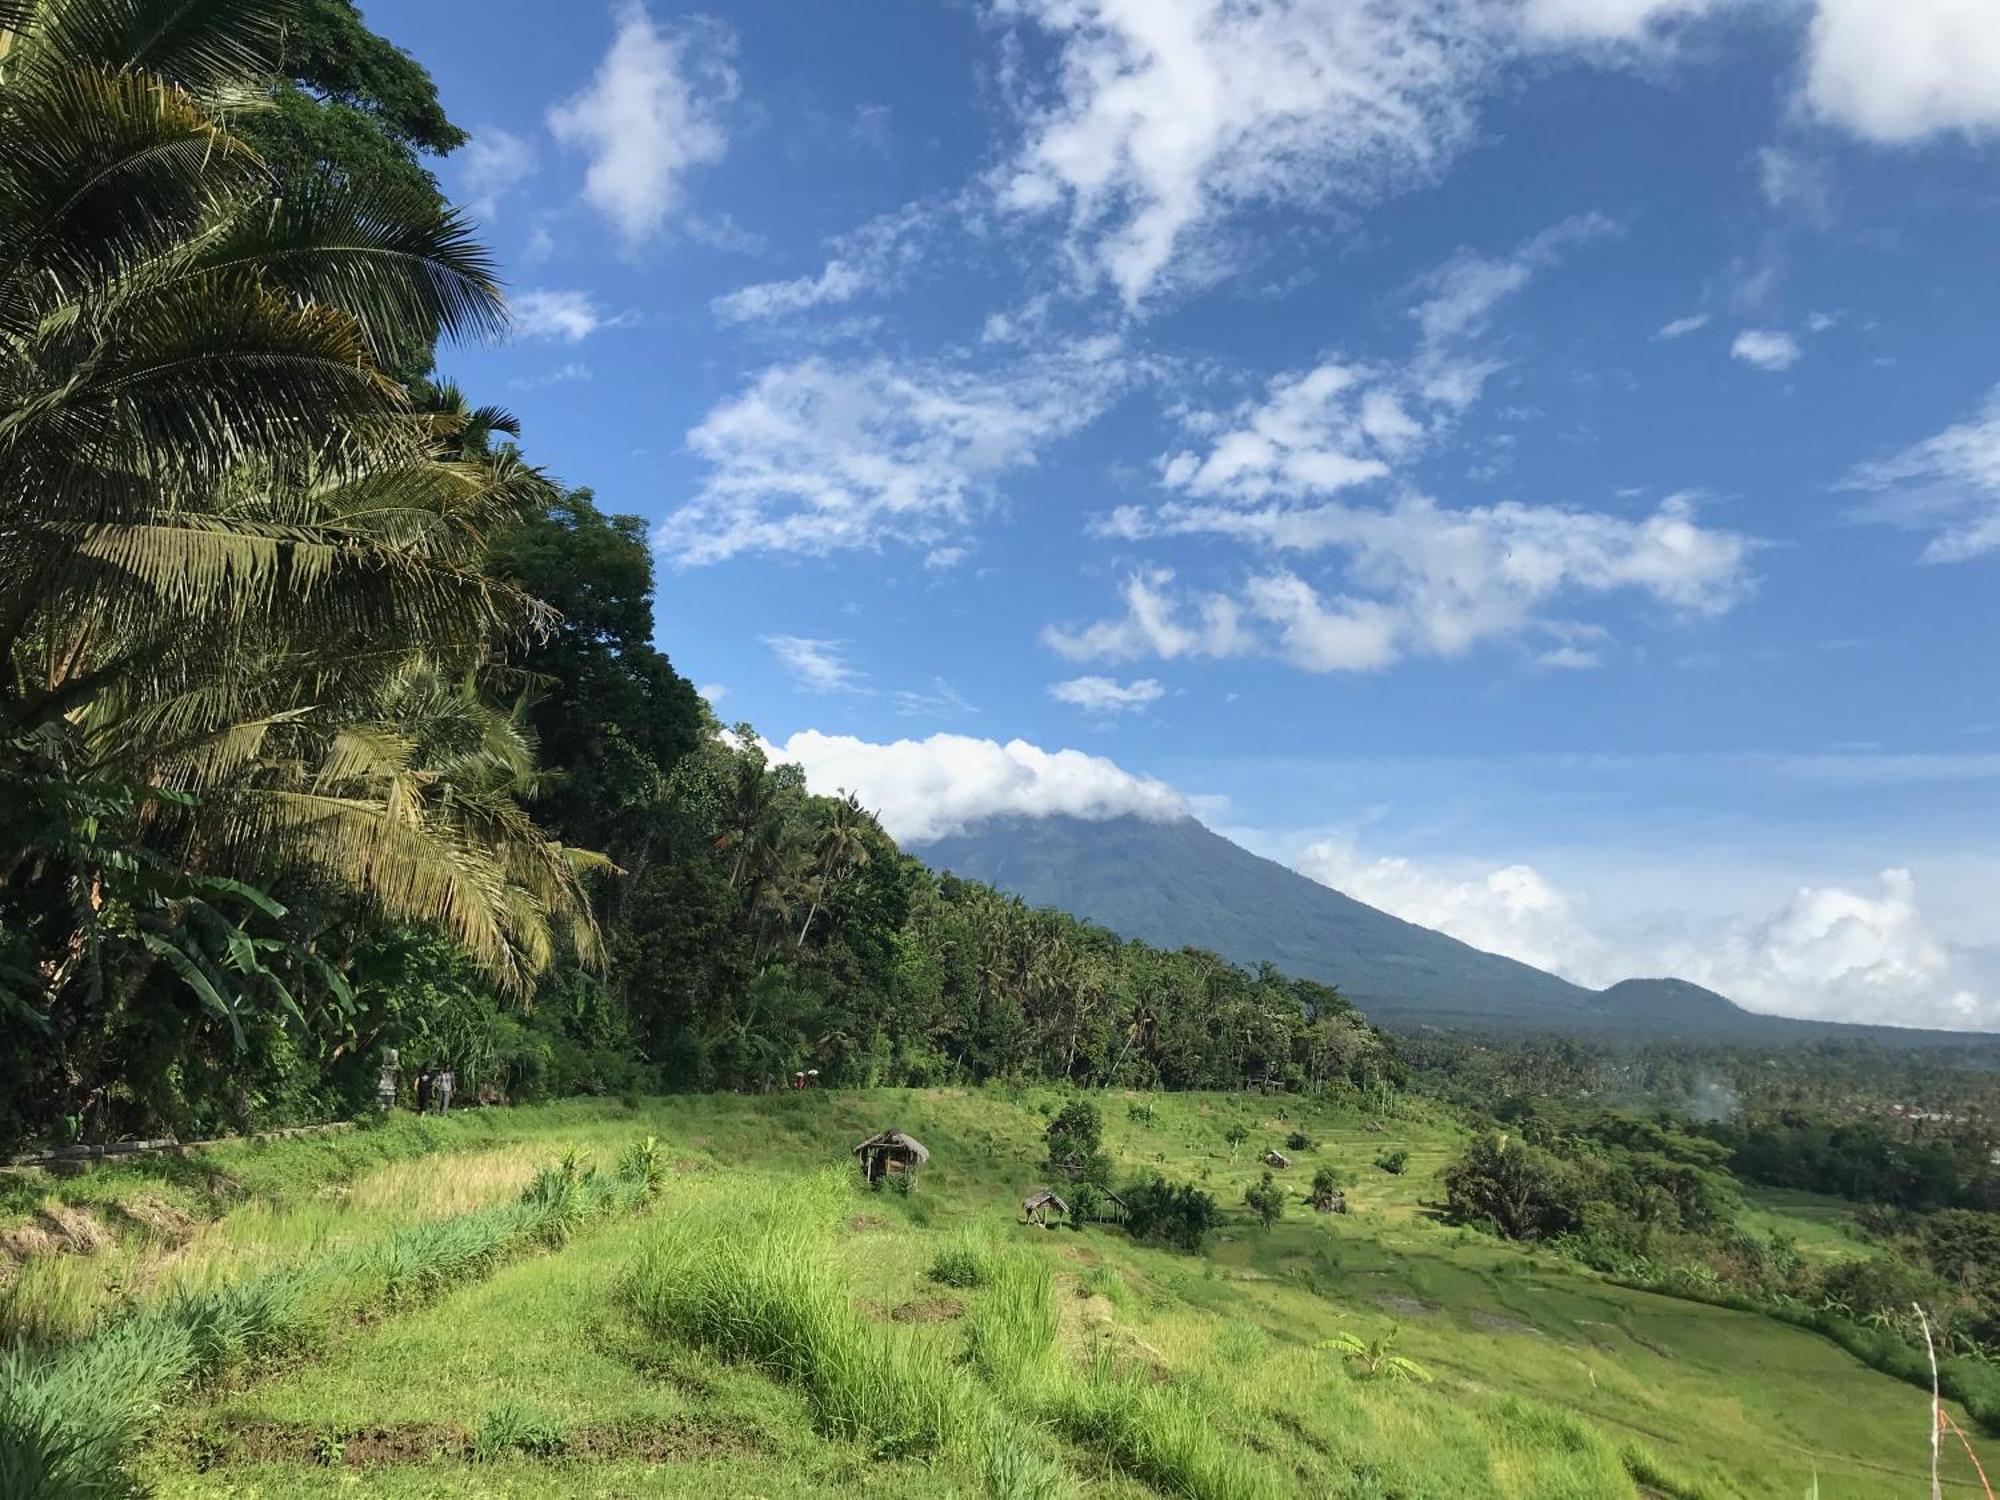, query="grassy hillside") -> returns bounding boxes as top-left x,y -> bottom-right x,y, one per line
3,1092 -> 1991,1498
